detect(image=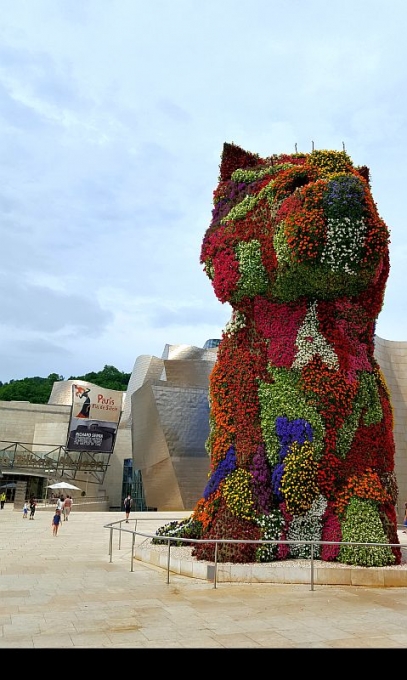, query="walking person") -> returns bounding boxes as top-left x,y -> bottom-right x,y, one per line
123,494 -> 132,523
52,509 -> 62,536
63,495 -> 72,521
0,491 -> 6,509
23,501 -> 28,519
29,497 -> 36,520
